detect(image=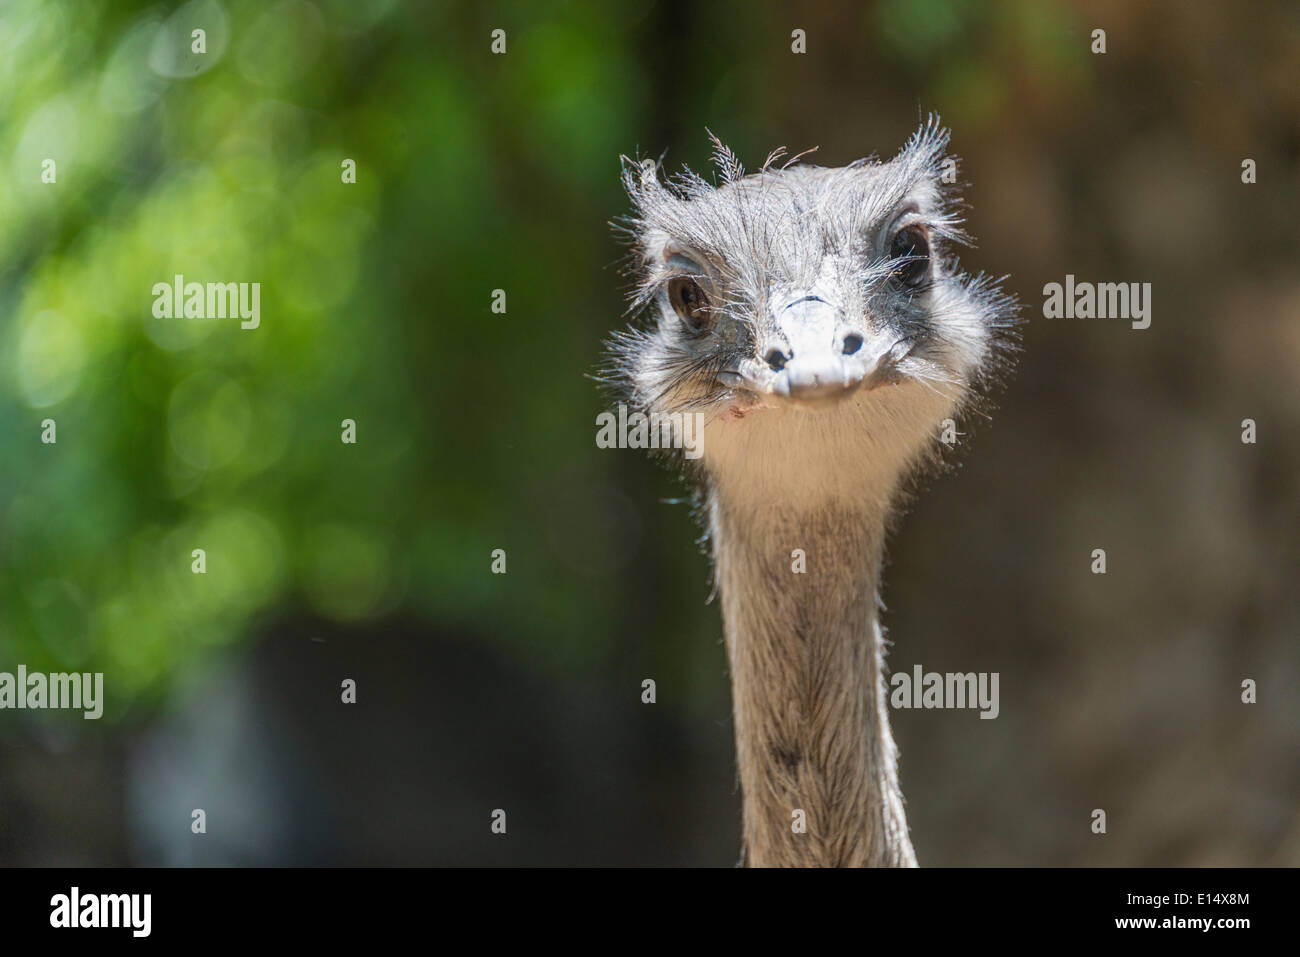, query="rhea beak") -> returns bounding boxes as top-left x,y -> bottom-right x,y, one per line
765,295 -> 911,404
